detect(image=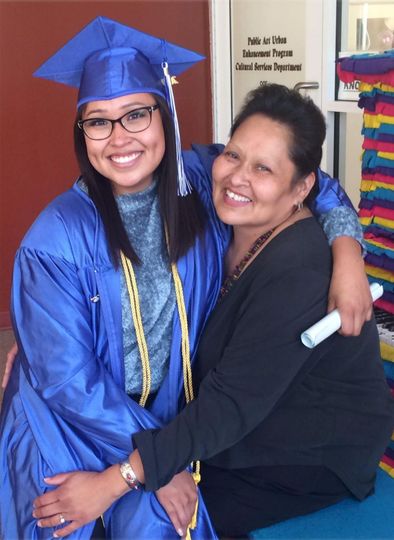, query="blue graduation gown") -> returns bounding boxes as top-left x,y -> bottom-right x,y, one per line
0,144 -> 353,539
